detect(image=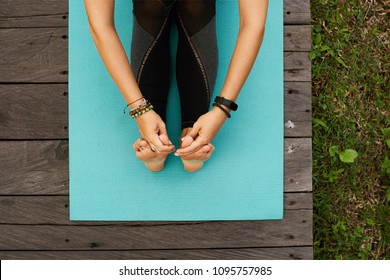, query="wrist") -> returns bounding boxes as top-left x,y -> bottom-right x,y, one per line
211,106 -> 229,121
129,97 -> 145,109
